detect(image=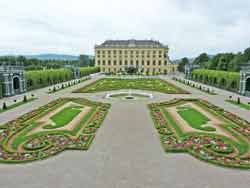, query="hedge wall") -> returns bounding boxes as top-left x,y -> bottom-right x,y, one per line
80,67 -> 100,77
24,67 -> 100,91
25,69 -> 74,91
192,69 -> 240,92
